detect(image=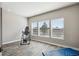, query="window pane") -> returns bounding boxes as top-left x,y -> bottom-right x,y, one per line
32,21 -> 38,36
39,20 -> 49,36
51,18 -> 64,39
